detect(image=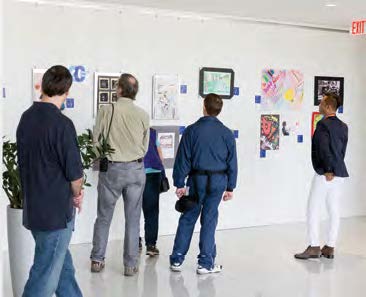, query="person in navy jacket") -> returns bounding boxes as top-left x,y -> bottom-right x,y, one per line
170,93 -> 238,274
295,93 -> 348,260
